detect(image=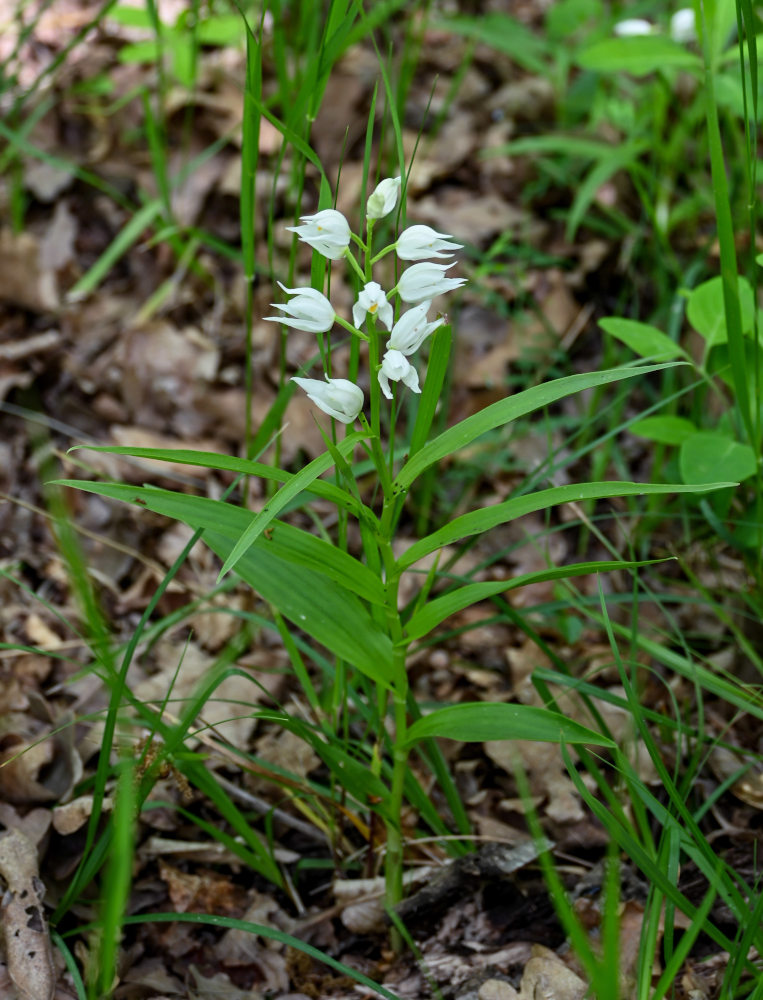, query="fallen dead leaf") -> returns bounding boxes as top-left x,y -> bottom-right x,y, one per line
0,230 -> 58,312
0,828 -> 56,1000
52,794 -> 113,835
516,945 -> 587,1000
